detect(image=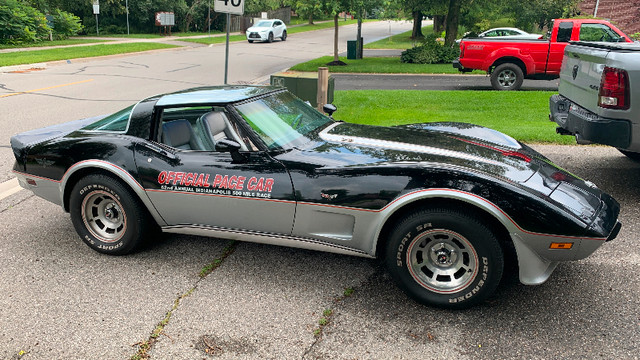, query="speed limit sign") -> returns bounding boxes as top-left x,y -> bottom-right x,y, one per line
214,0 -> 244,15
